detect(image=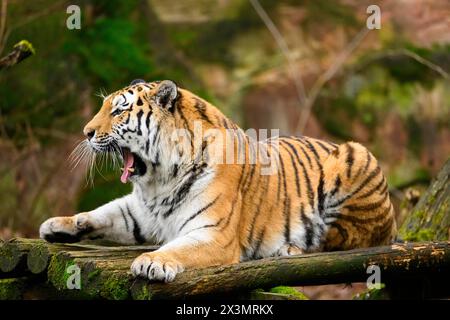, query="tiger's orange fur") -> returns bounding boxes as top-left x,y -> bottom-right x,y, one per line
40,80 -> 397,281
